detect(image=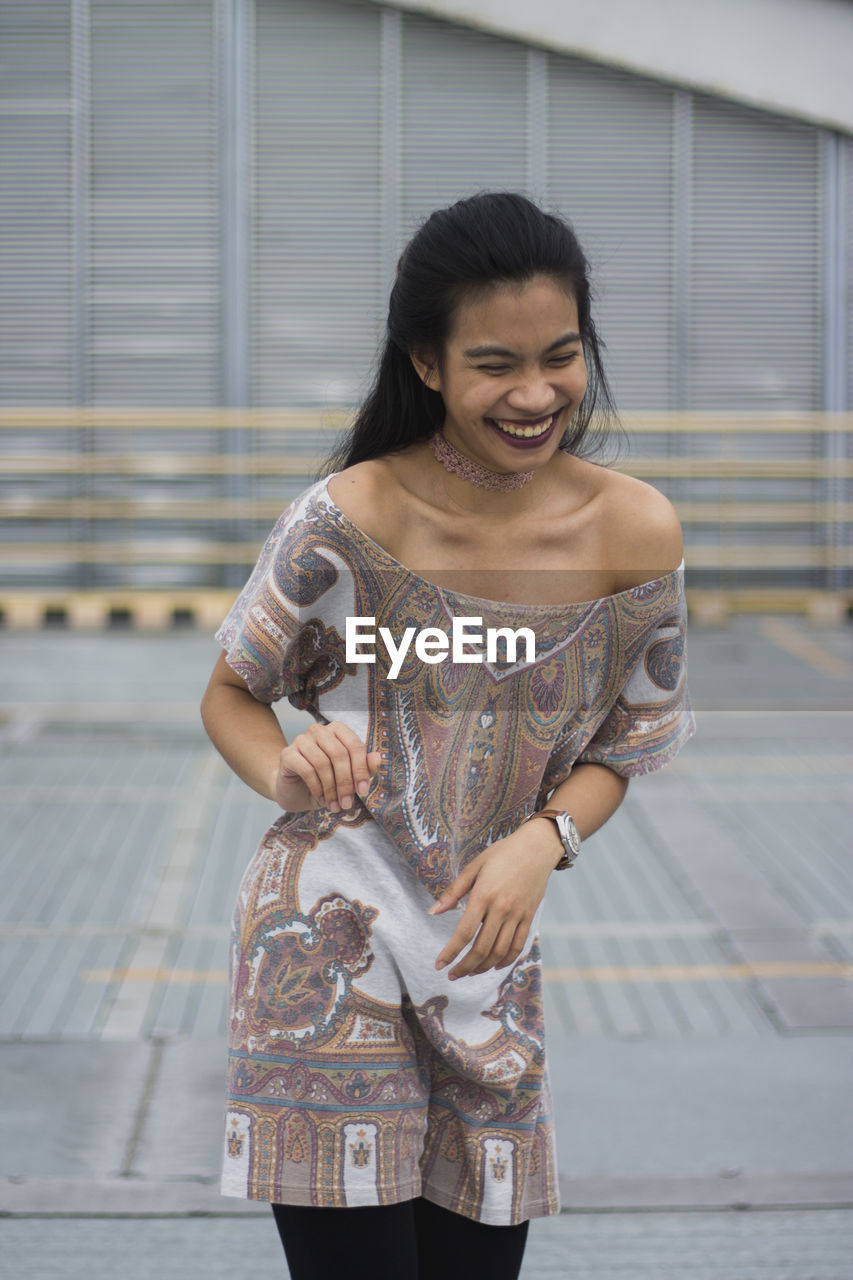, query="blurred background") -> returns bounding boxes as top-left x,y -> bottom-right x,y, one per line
1,0 -> 852,625
2,6 -> 853,1277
